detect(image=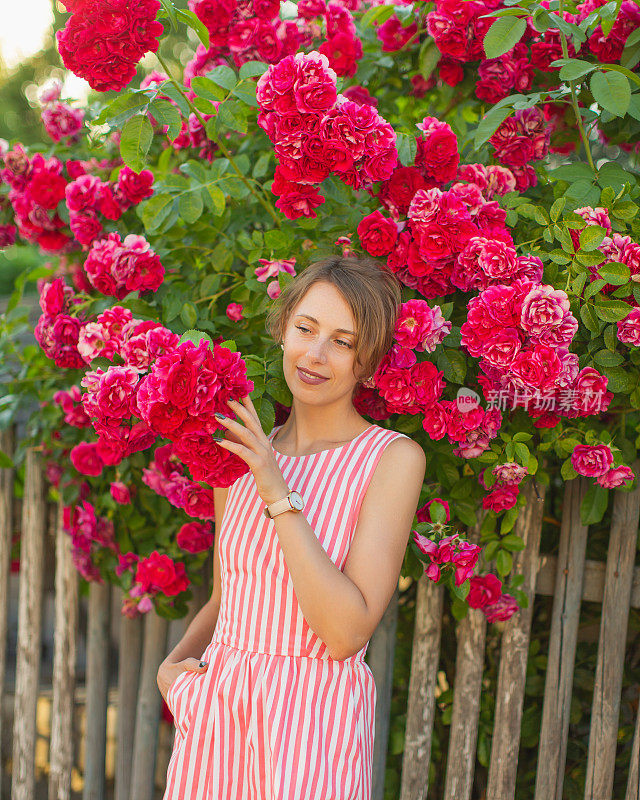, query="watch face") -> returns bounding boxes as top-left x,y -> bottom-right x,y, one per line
289,491 -> 304,511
